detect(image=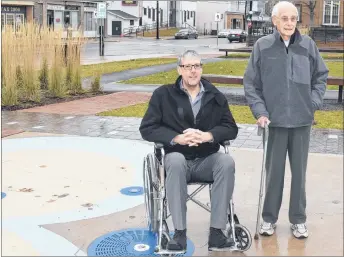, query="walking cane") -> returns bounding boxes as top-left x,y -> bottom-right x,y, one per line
254,124 -> 269,240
